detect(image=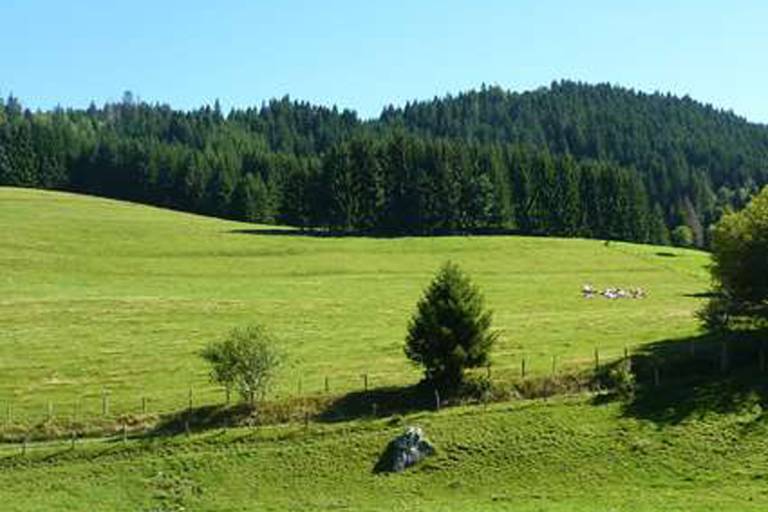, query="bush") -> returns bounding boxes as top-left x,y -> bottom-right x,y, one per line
696,296 -> 733,332
670,225 -> 695,247
201,324 -> 282,406
404,262 -> 498,392
703,186 -> 768,329
607,362 -> 636,399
